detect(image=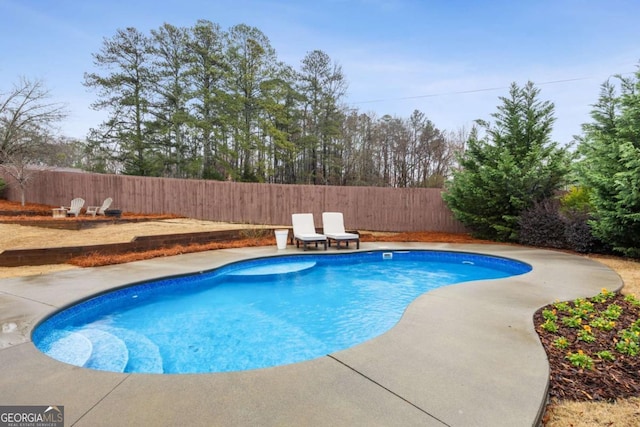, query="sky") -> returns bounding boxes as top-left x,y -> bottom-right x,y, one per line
1,0 -> 640,146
